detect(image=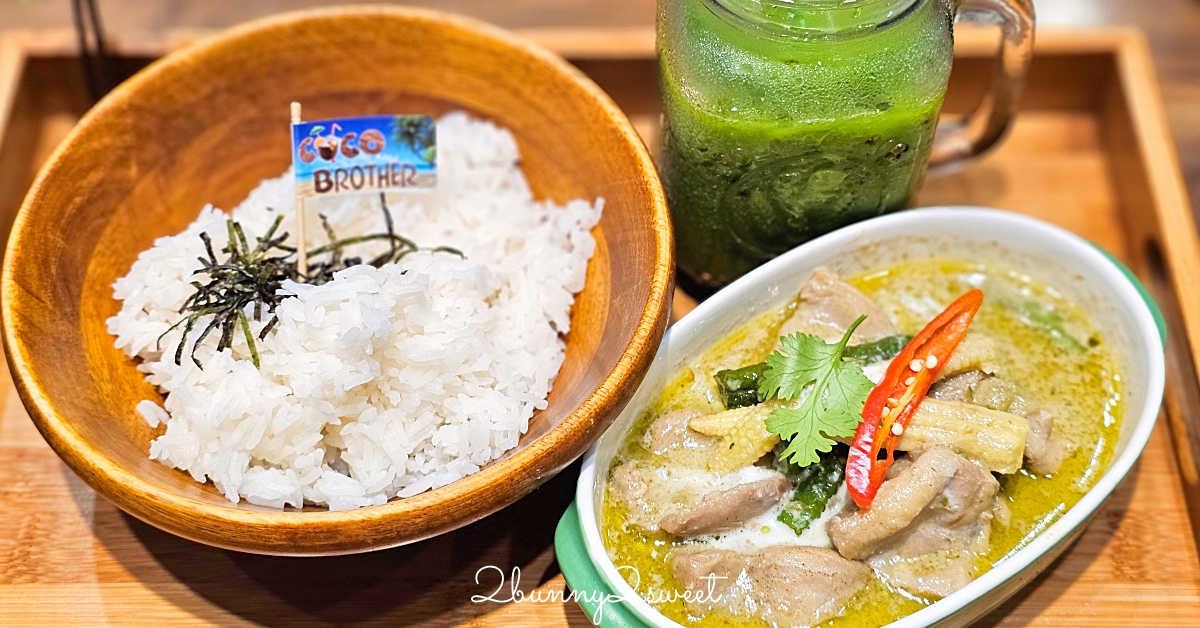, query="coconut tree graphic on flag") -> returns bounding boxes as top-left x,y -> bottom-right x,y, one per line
393,115 -> 436,166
